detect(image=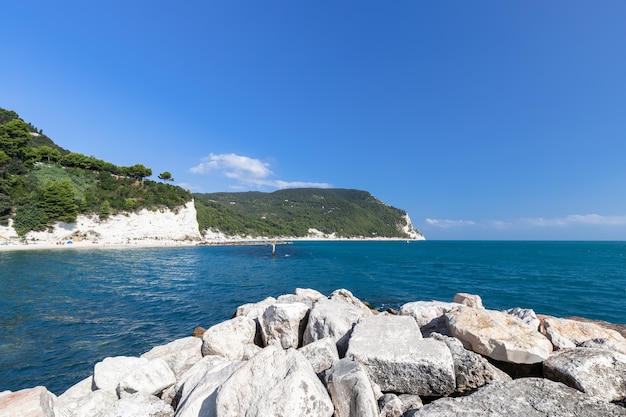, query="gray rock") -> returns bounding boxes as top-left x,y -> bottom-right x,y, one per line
303,298 -> 364,356
579,337 -> 626,355
325,358 -> 379,417
201,316 -> 257,360
397,394 -> 423,413
0,386 -> 56,417
378,393 -> 404,417
453,293 -> 484,308
53,389 -> 117,417
93,356 -> 148,395
261,302 -> 309,349
409,377 -> 626,416
99,392 -> 174,417
213,346 -> 334,417
298,337 -> 340,373
446,306 -> 553,364
400,300 -> 461,336
430,332 -> 511,392
174,359 -> 244,417
329,288 -> 374,317
116,358 -> 177,398
346,315 -> 455,396
140,336 -> 202,379
505,307 -> 541,331
543,347 -> 626,402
